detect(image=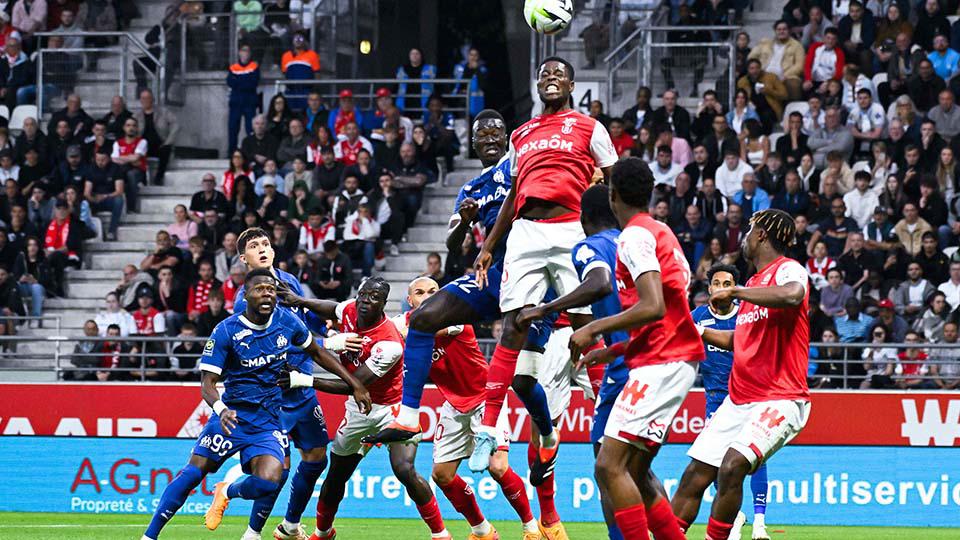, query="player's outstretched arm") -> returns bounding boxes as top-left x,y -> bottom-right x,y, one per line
302,342 -> 372,413
473,182 -> 516,289
517,266 -> 613,327
569,271 -> 665,360
712,282 -> 805,310
277,280 -> 340,318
